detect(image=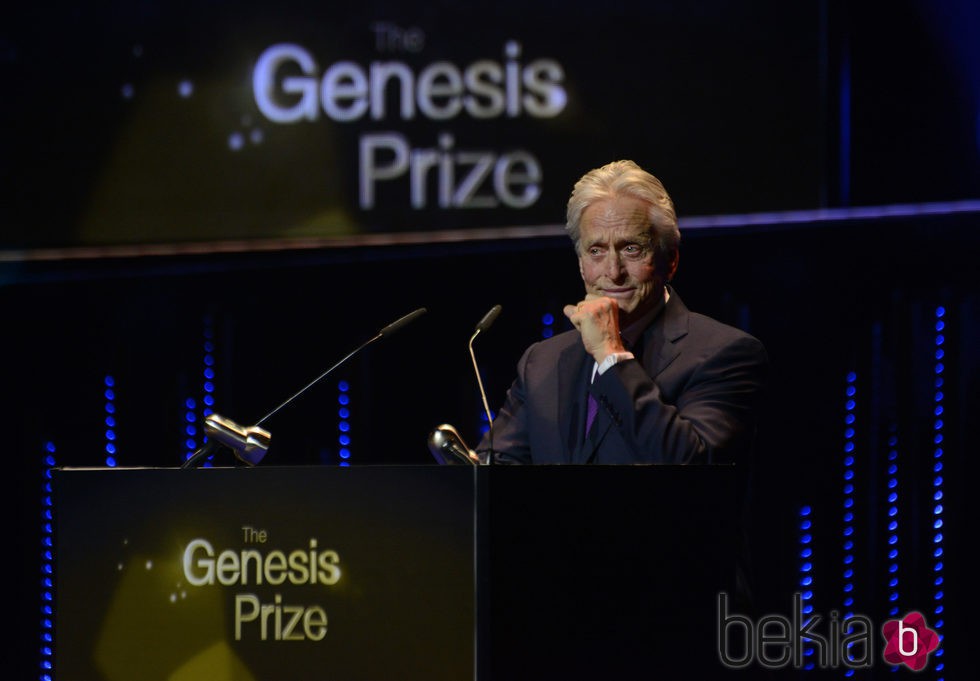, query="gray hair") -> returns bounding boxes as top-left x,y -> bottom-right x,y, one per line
565,160 -> 680,261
